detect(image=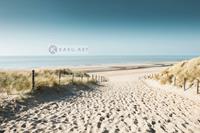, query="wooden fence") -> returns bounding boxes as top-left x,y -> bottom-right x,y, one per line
31,70 -> 107,90
173,77 -> 200,94
145,74 -> 200,94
